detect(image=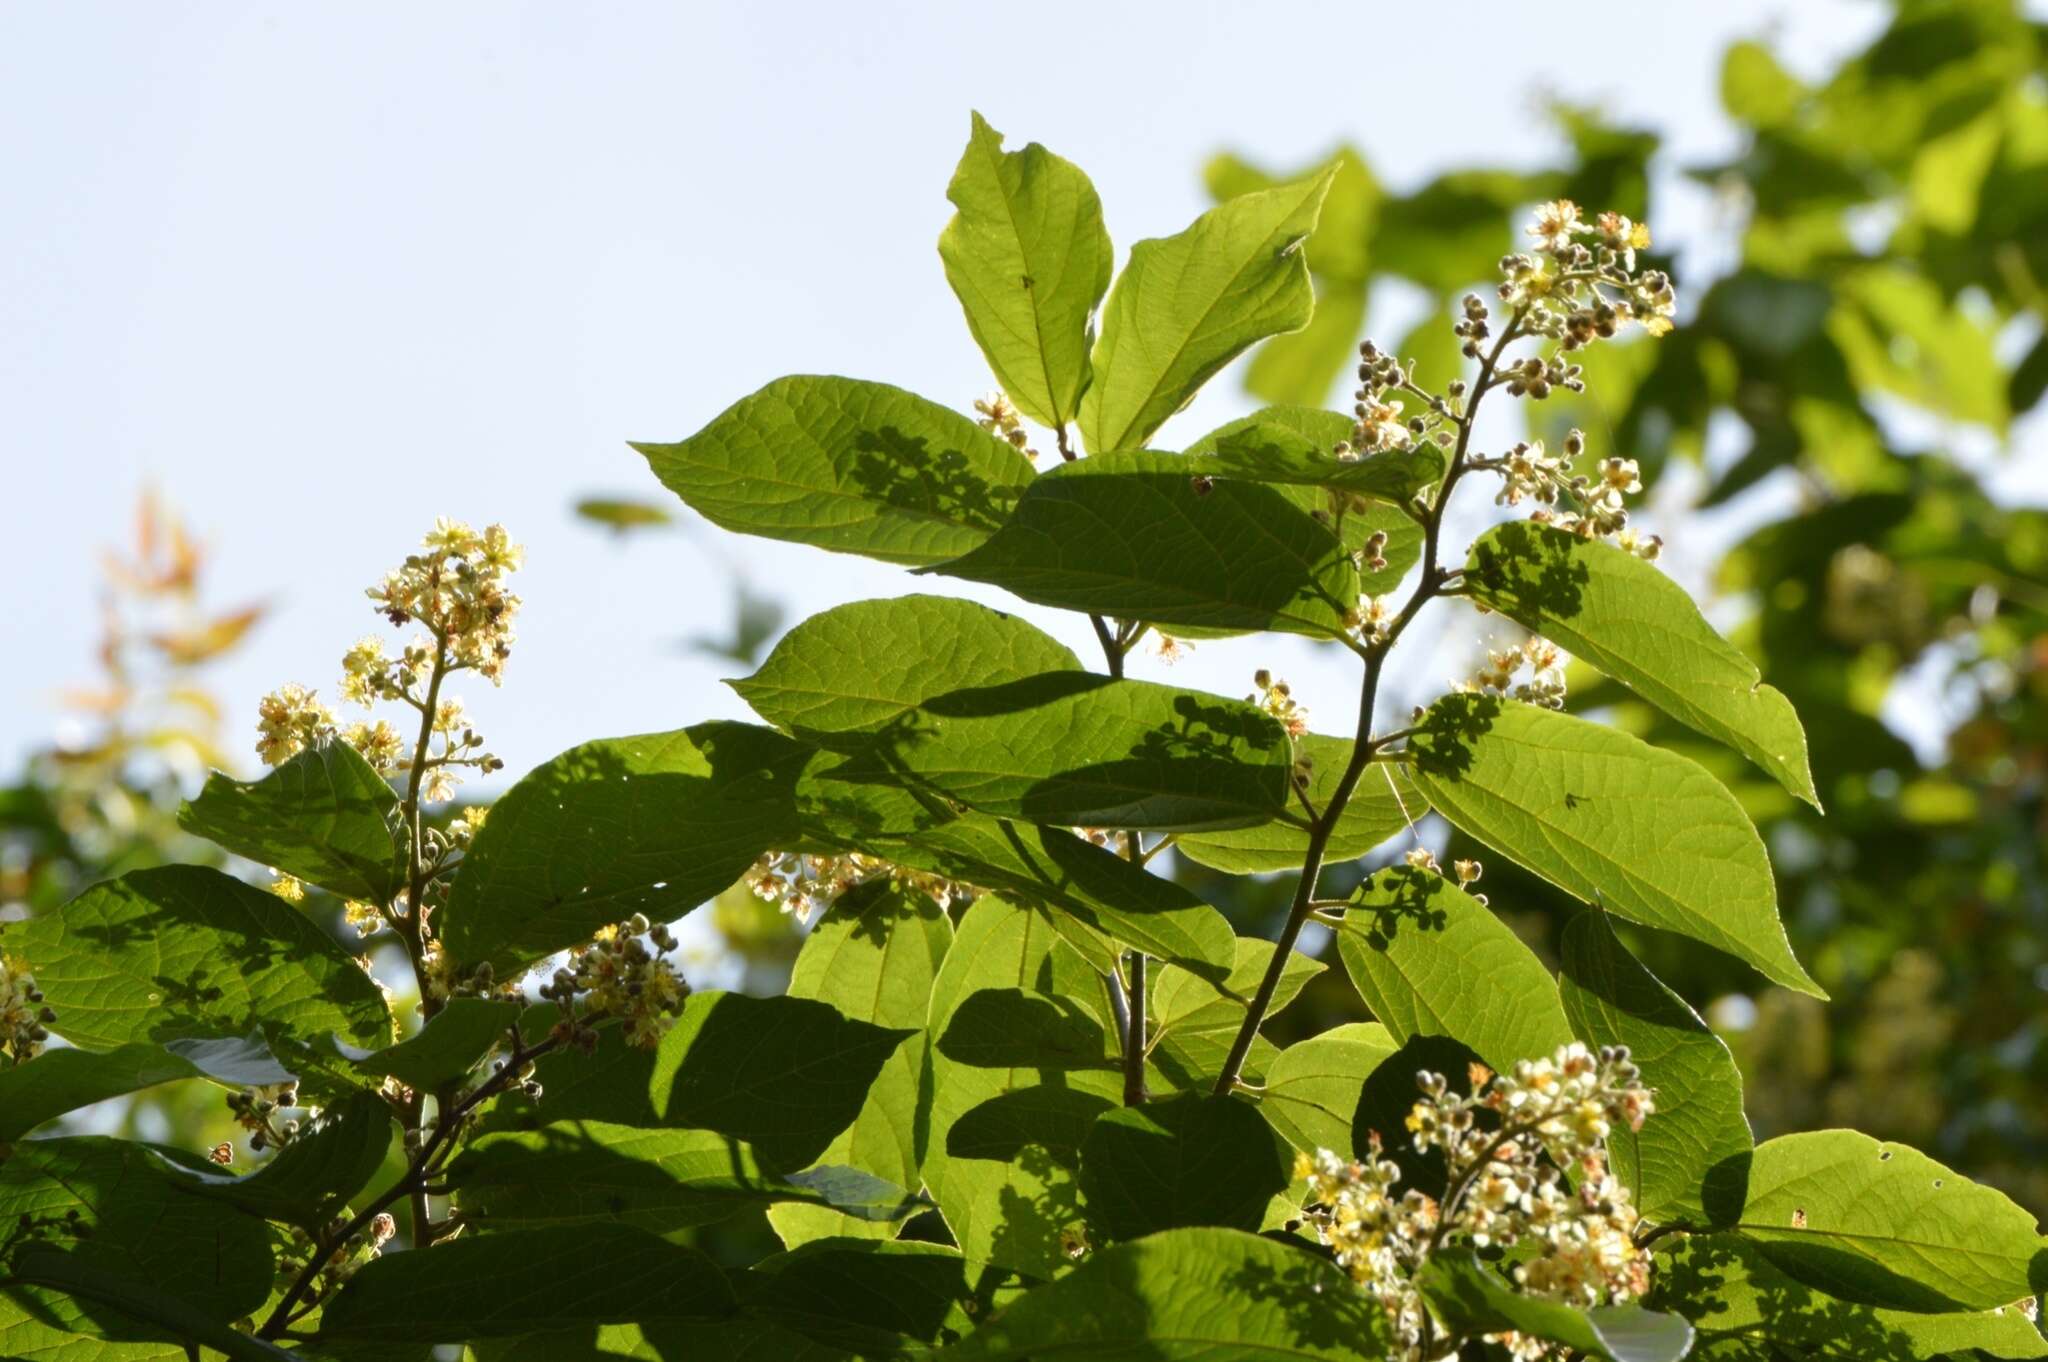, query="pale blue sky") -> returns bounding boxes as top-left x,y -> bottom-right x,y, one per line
0,2 -> 1927,779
